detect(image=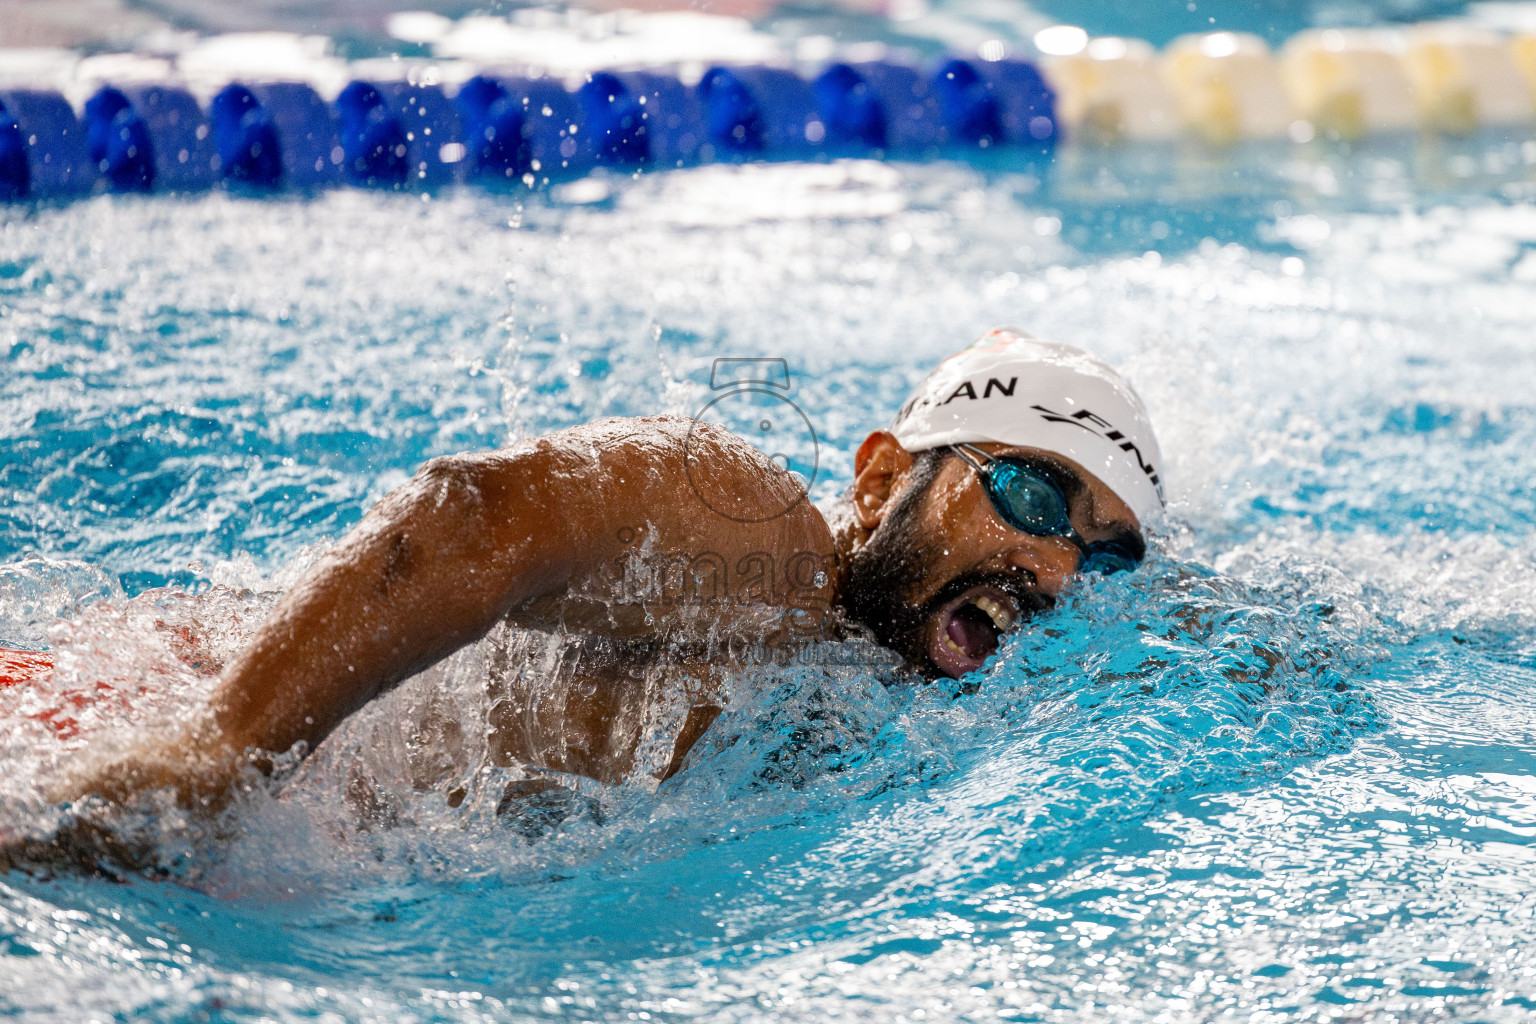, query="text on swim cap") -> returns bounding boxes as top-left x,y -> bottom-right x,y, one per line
941,377 -> 1017,402
899,373 -> 1163,499
892,377 -> 1017,420
1032,403 -> 1162,495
